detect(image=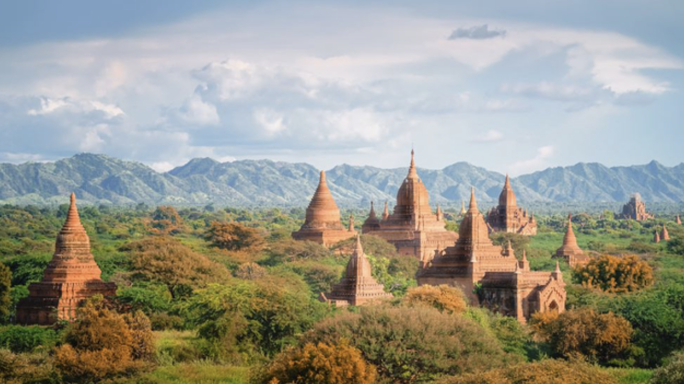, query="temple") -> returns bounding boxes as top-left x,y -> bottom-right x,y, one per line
417,188 -> 566,323
292,171 -> 356,246
620,193 -> 654,221
661,225 -> 670,241
654,231 -> 661,243
677,215 -> 682,225
320,236 -> 393,307
361,150 -> 458,265
554,214 -> 589,267
16,194 -> 117,325
486,175 -> 537,236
